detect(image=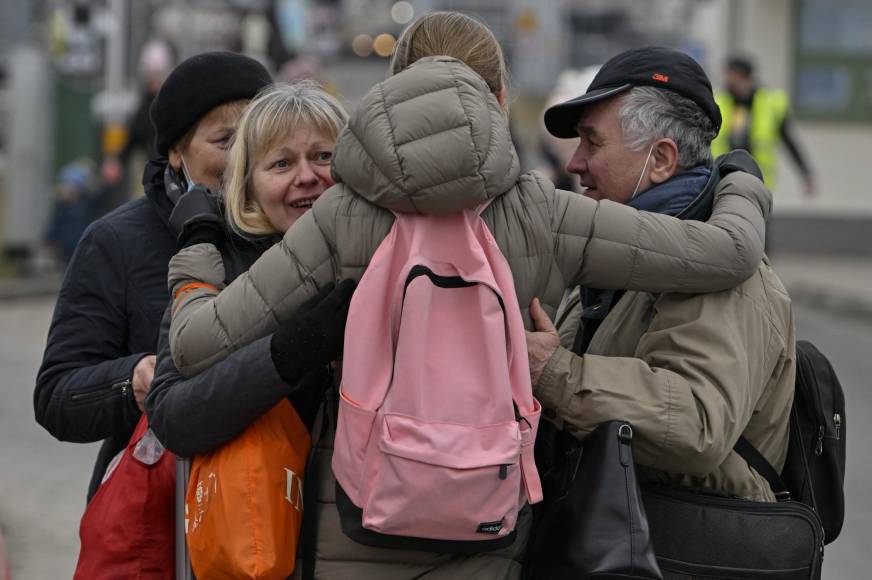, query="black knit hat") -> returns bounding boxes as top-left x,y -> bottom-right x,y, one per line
150,51 -> 272,155
545,46 -> 721,138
